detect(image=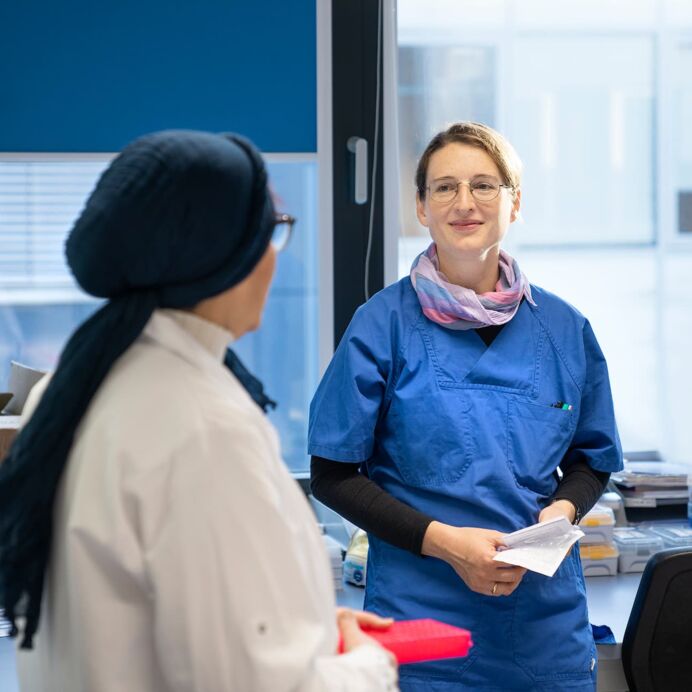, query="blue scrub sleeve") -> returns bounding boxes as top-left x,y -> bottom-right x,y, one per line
308,304 -> 393,462
562,320 -> 623,473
